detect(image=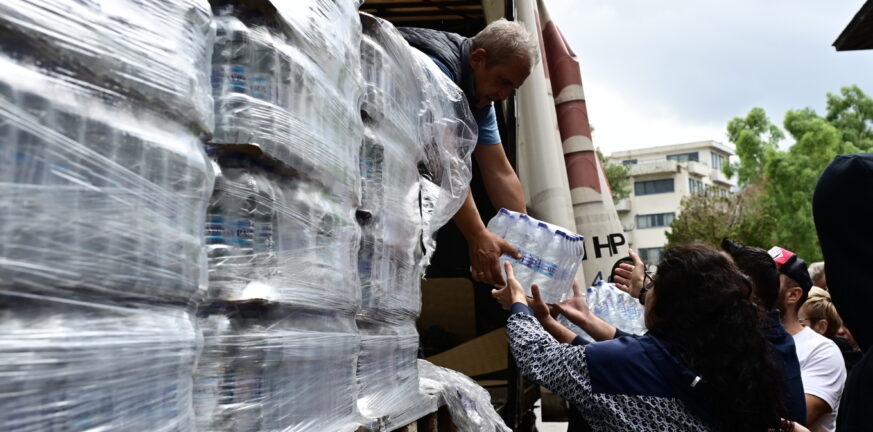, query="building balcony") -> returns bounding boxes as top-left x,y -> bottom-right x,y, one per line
615,198 -> 631,212
627,159 -> 679,176
686,161 -> 711,177
710,168 -> 734,186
